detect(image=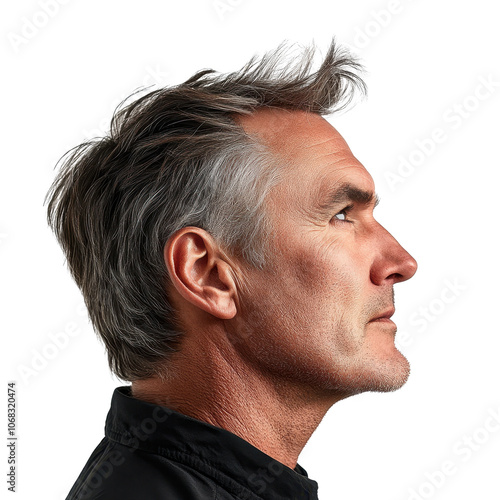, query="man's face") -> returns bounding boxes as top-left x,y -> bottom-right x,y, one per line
229,109 -> 417,398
